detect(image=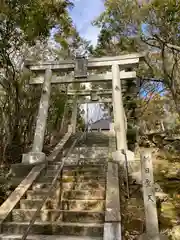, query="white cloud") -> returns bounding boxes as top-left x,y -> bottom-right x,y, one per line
70,0 -> 104,46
